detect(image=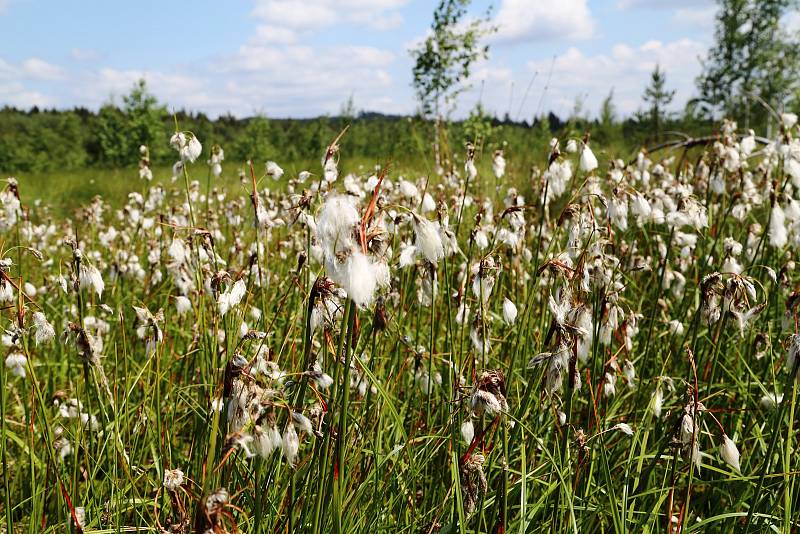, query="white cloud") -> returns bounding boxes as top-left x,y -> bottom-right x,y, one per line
252,24 -> 297,44
674,6 -> 717,29
21,58 -> 64,81
617,0 -> 710,9
217,0 -> 405,115
0,0 -> 717,120
350,10 -> 403,31
252,0 -> 336,30
523,38 -> 706,118
493,0 -> 594,42
216,43 -> 396,115
0,58 -> 17,79
250,0 -> 408,31
70,48 -> 101,61
0,82 -> 51,108
91,68 -> 205,98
